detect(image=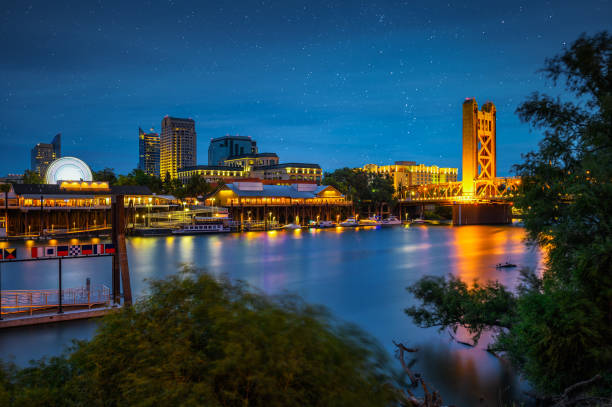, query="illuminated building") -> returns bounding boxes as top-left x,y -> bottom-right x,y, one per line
209,181 -> 348,206
177,165 -> 248,184
462,98 -> 496,195
223,153 -> 279,170
160,116 -> 196,180
1,182 -> 175,237
138,127 -> 160,176
208,135 -> 257,166
177,162 -> 322,184
31,134 -> 61,176
362,161 -> 458,195
250,163 -> 322,183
